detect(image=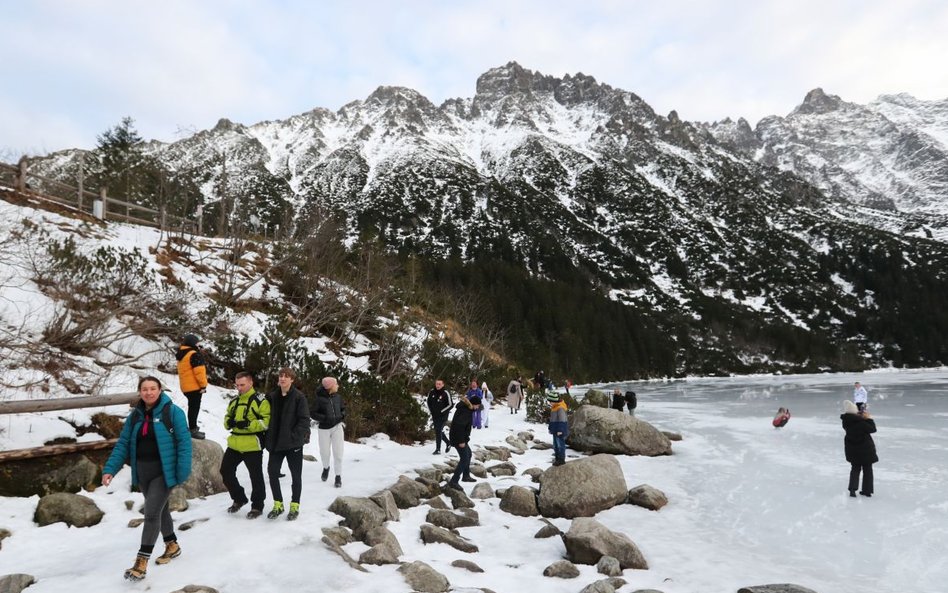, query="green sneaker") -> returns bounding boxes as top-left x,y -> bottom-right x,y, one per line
287,502 -> 300,521
267,501 -> 284,519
